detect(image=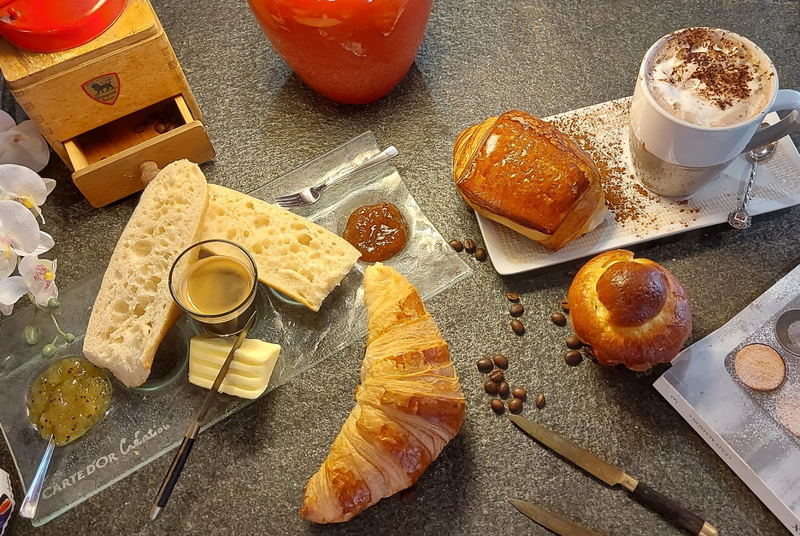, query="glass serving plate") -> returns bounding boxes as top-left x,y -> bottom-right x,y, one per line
0,131 -> 471,525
